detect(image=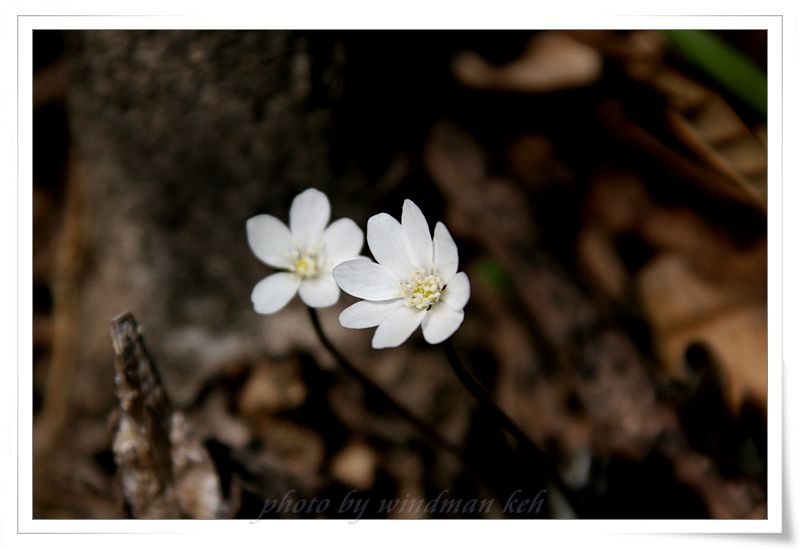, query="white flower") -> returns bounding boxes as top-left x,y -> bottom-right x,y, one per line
332,199 -> 470,349
247,188 -> 364,314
